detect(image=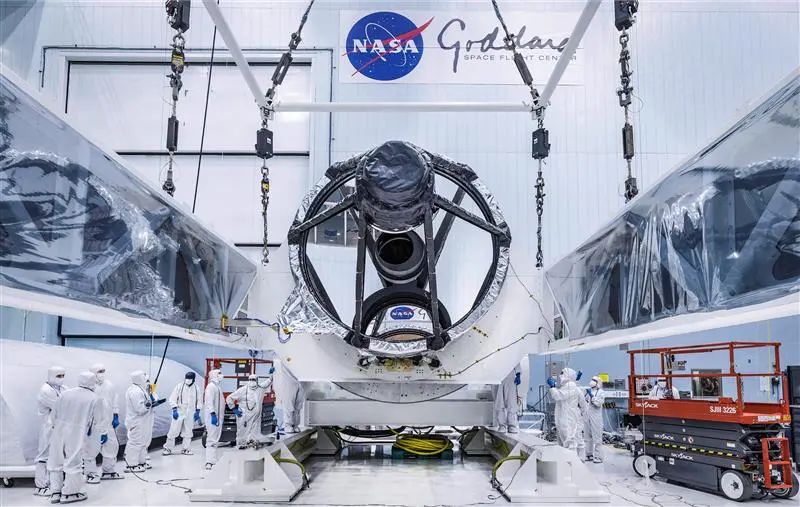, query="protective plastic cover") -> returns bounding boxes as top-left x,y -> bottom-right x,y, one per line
0,71 -> 256,333
546,72 -> 800,339
356,140 -> 435,233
